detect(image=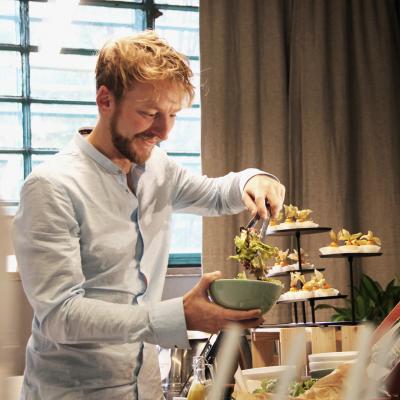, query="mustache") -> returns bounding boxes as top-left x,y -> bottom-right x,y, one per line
135,131 -> 158,141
